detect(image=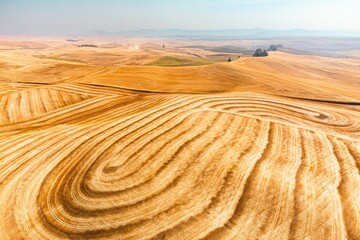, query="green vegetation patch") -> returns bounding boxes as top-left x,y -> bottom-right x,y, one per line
147,56 -> 221,67
34,55 -> 84,63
